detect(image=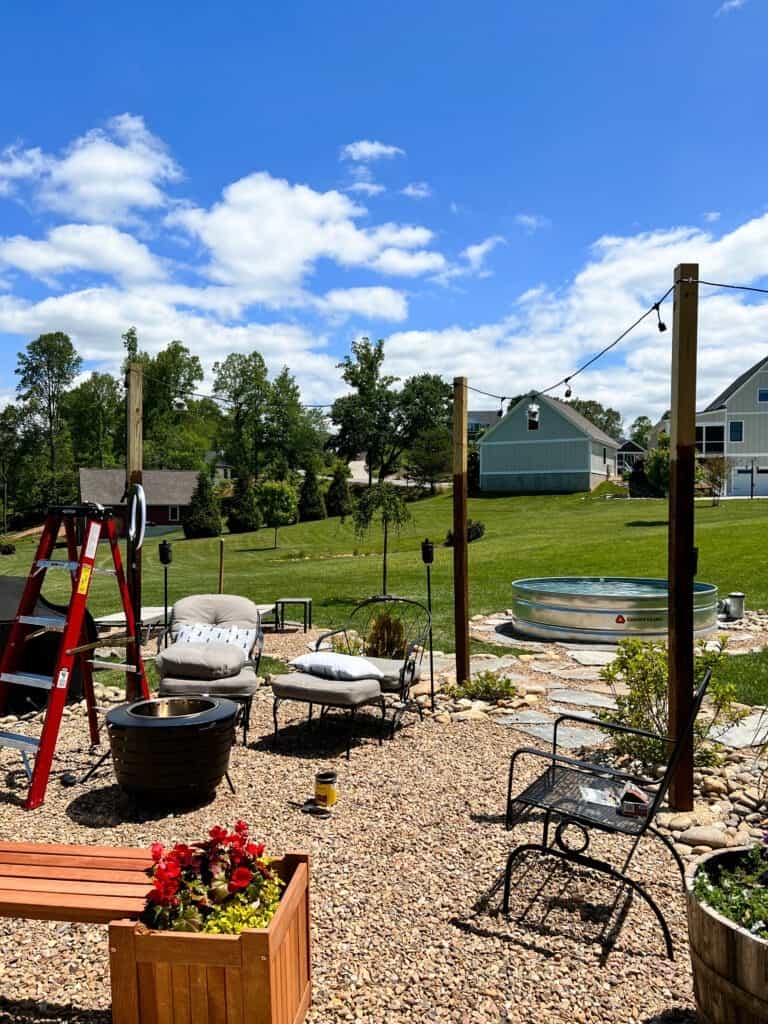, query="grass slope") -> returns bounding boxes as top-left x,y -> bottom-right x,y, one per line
3,492 -> 767,652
